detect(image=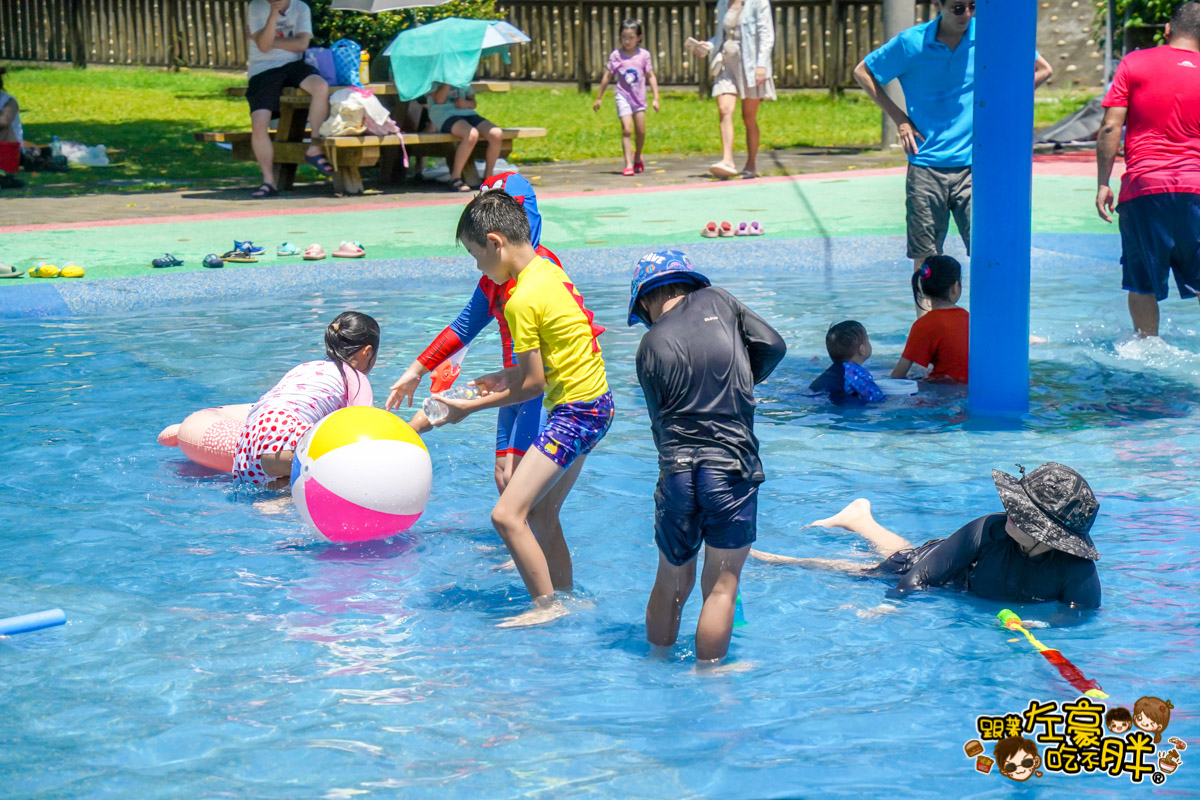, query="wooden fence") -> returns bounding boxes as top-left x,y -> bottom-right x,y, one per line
0,0 -> 248,69
0,0 -> 933,89
482,0 -> 933,90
